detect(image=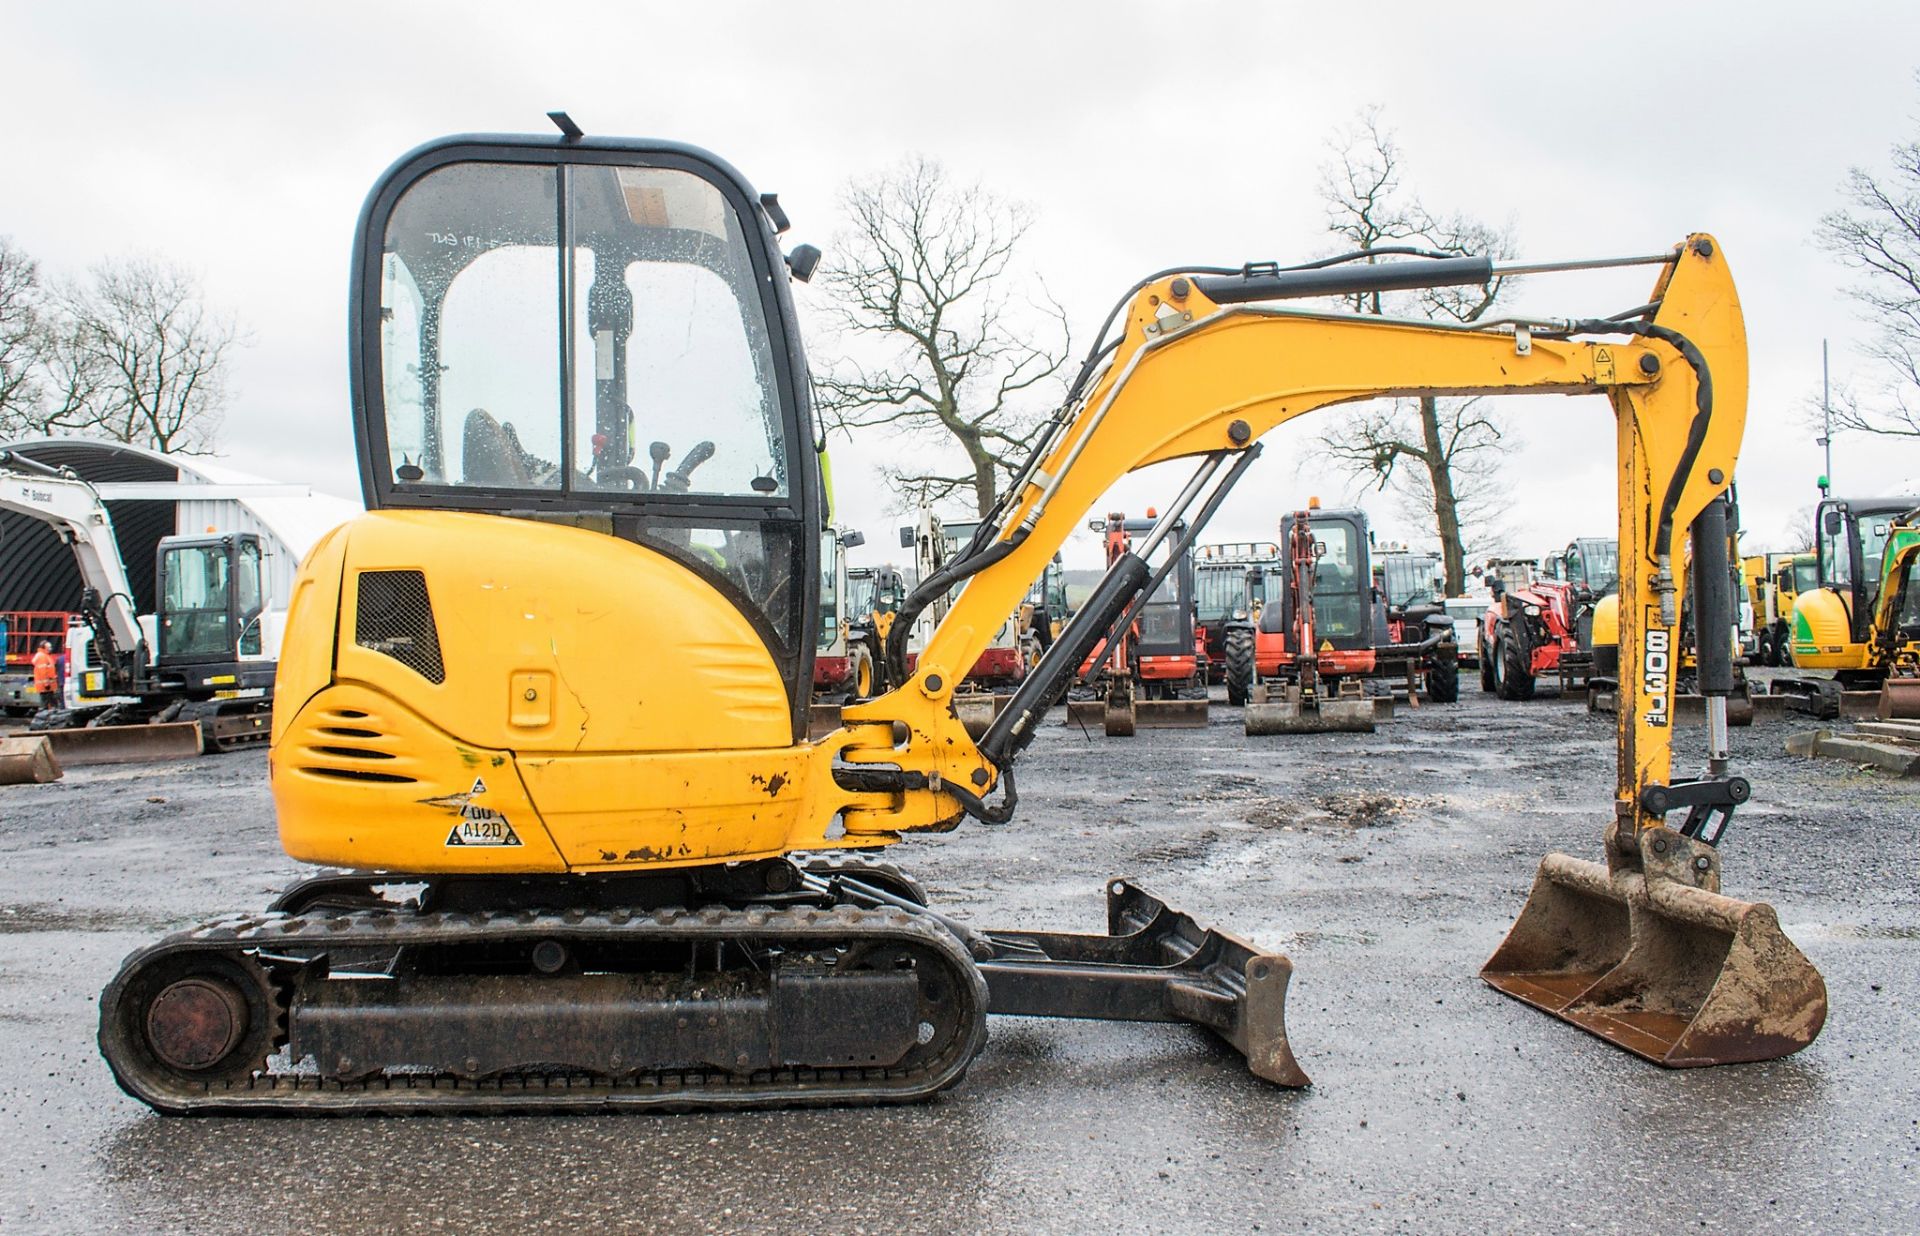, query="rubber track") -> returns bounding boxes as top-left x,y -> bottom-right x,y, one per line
100,902 -> 989,1116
